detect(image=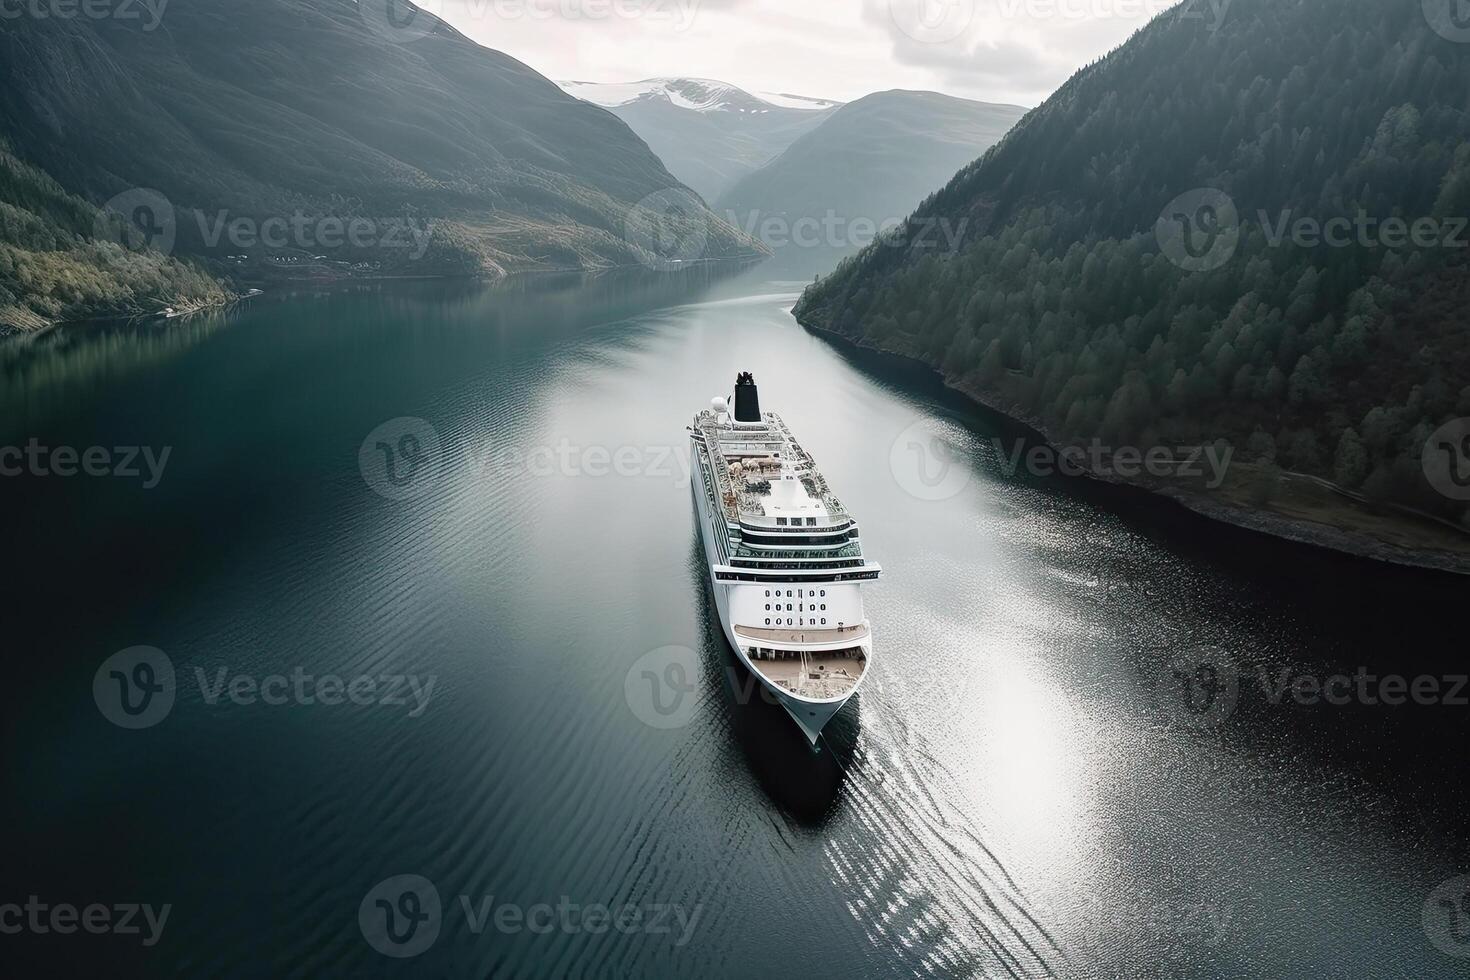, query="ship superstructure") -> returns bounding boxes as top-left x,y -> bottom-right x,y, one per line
688,373 -> 880,743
